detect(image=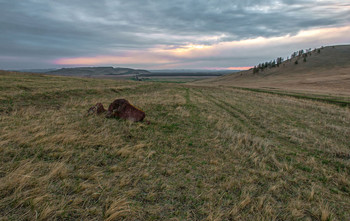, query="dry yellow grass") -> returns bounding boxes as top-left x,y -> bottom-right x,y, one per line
0,71 -> 349,220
